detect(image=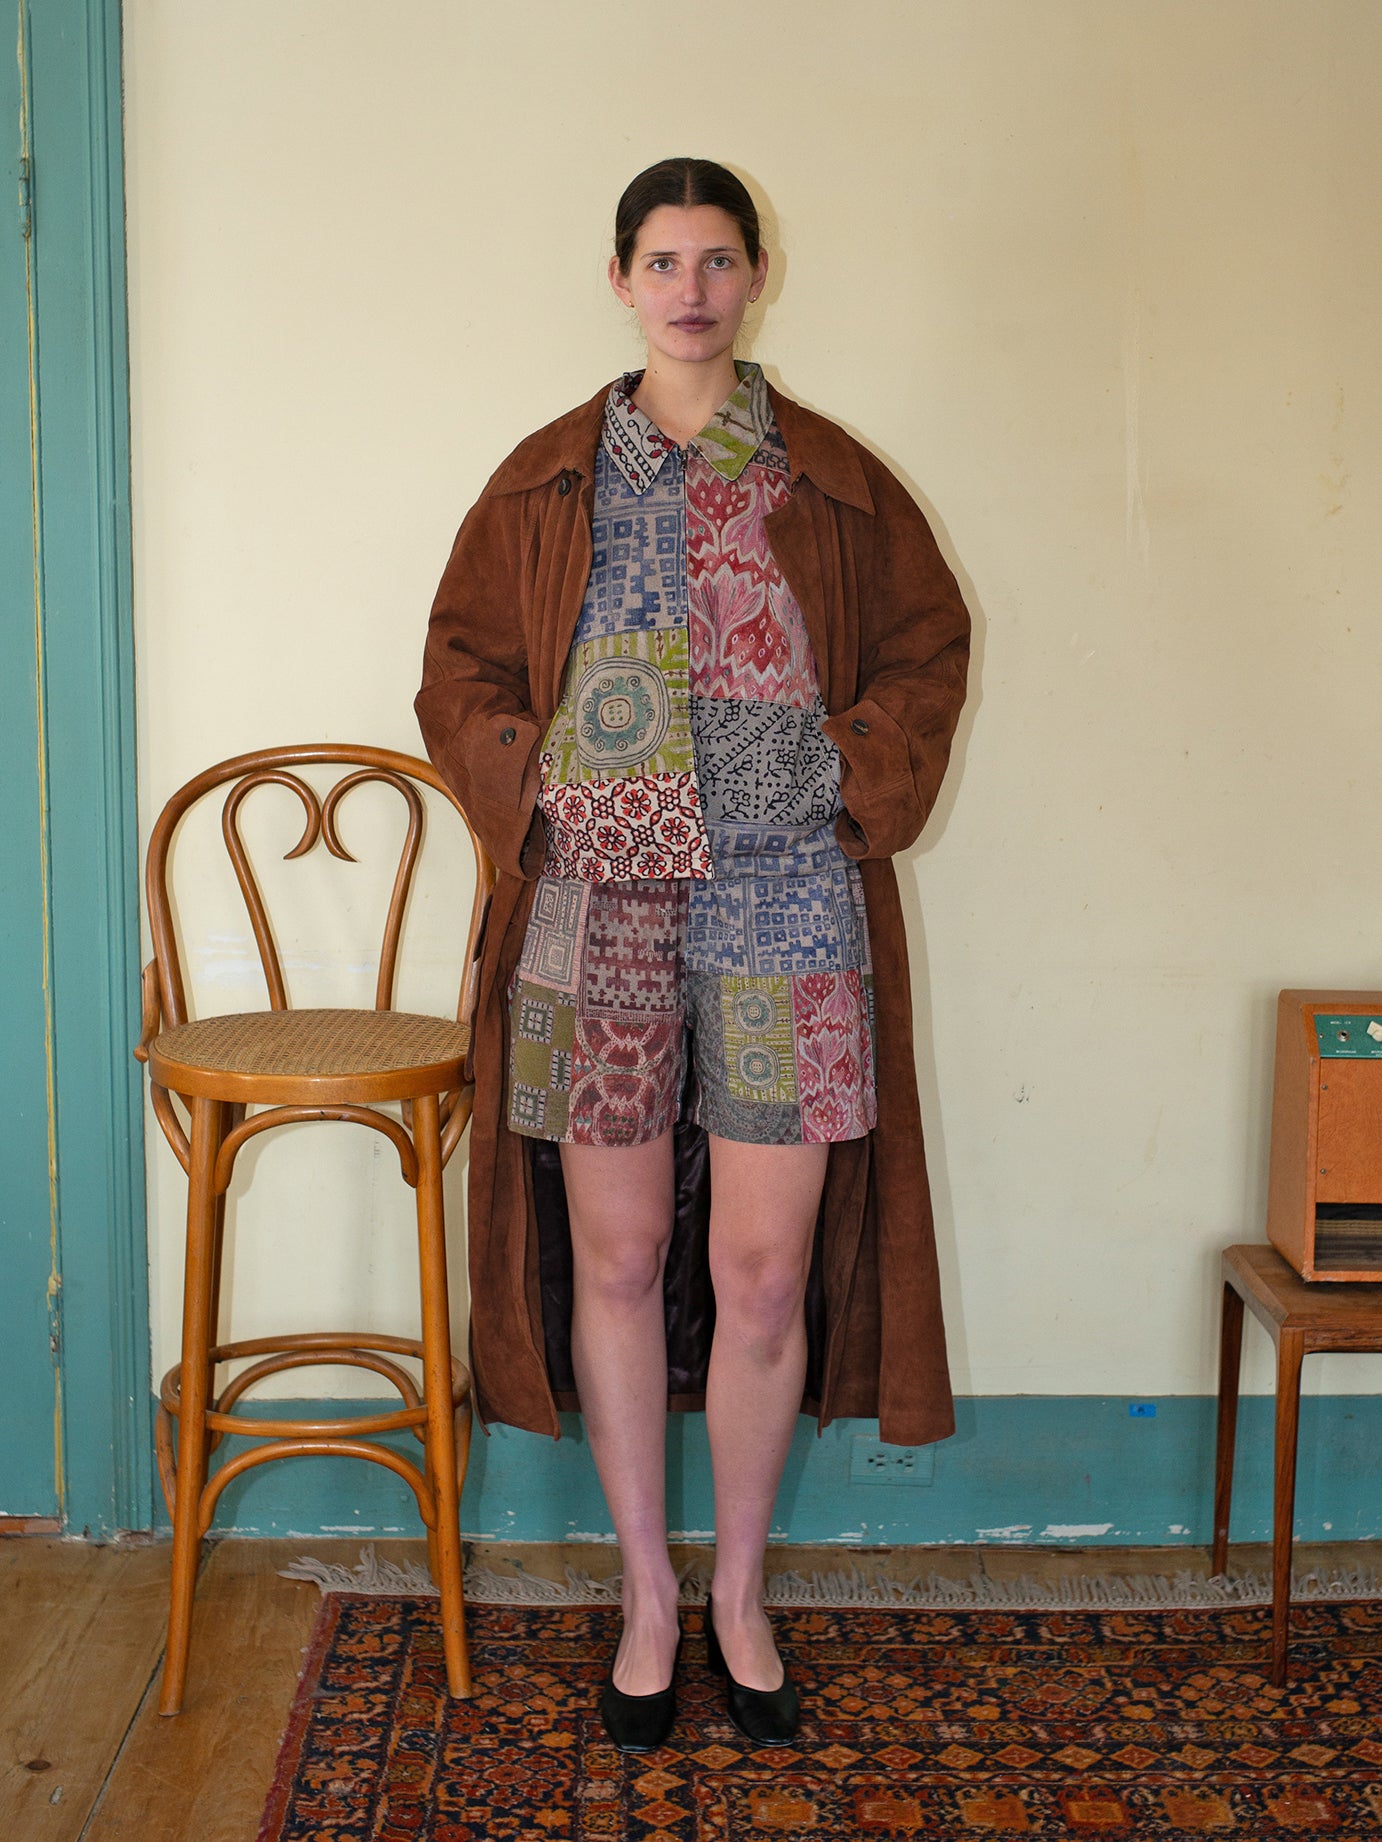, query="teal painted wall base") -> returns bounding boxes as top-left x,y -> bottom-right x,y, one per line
185,1396 -> 1382,1548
